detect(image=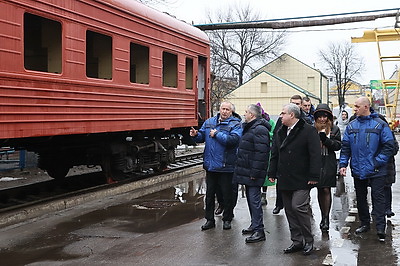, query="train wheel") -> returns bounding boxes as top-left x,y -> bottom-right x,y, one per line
46,165 -> 70,179
154,162 -> 168,173
154,149 -> 174,173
